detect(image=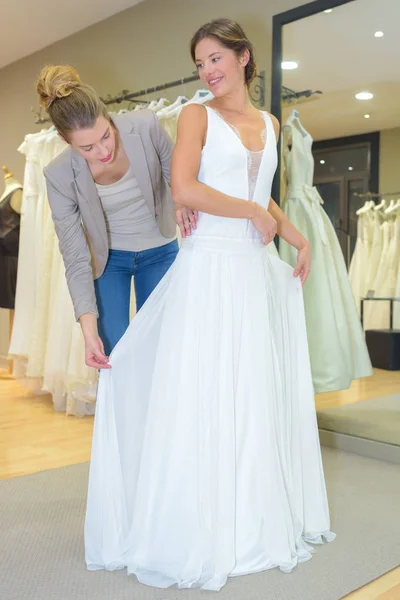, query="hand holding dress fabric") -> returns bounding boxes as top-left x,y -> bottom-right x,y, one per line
84,335 -> 111,369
